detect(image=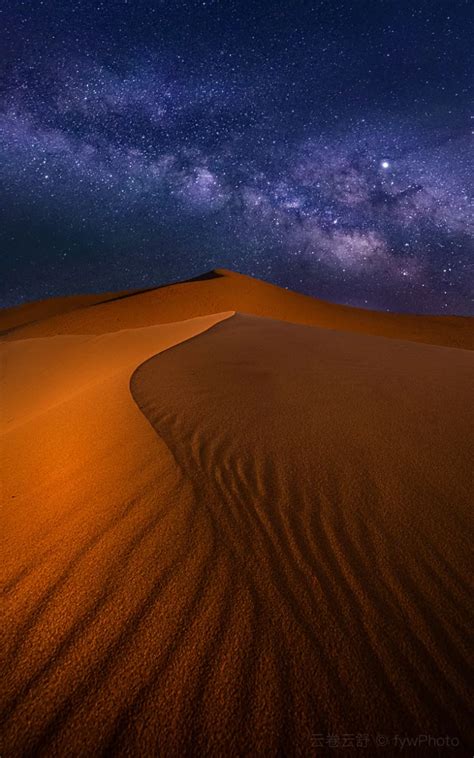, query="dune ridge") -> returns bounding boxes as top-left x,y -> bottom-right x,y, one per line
2,269 -> 472,349
1,273 -> 473,756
